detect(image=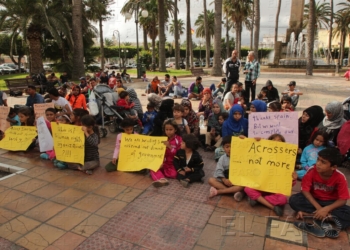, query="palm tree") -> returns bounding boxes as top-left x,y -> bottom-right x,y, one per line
169,18 -> 185,69
274,0 -> 281,44
306,0 -> 316,76
203,0 -> 210,68
223,0 -> 252,58
185,0 -> 193,70
327,0 -> 333,64
158,0 -> 166,72
0,0 -> 73,75
253,0 -> 260,61
72,0 -> 85,79
338,1 -> 350,66
303,1 -> 330,39
332,11 -> 350,67
225,15 -> 234,58
85,0 -> 113,70
195,10 -> 215,64
210,0 -> 222,76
